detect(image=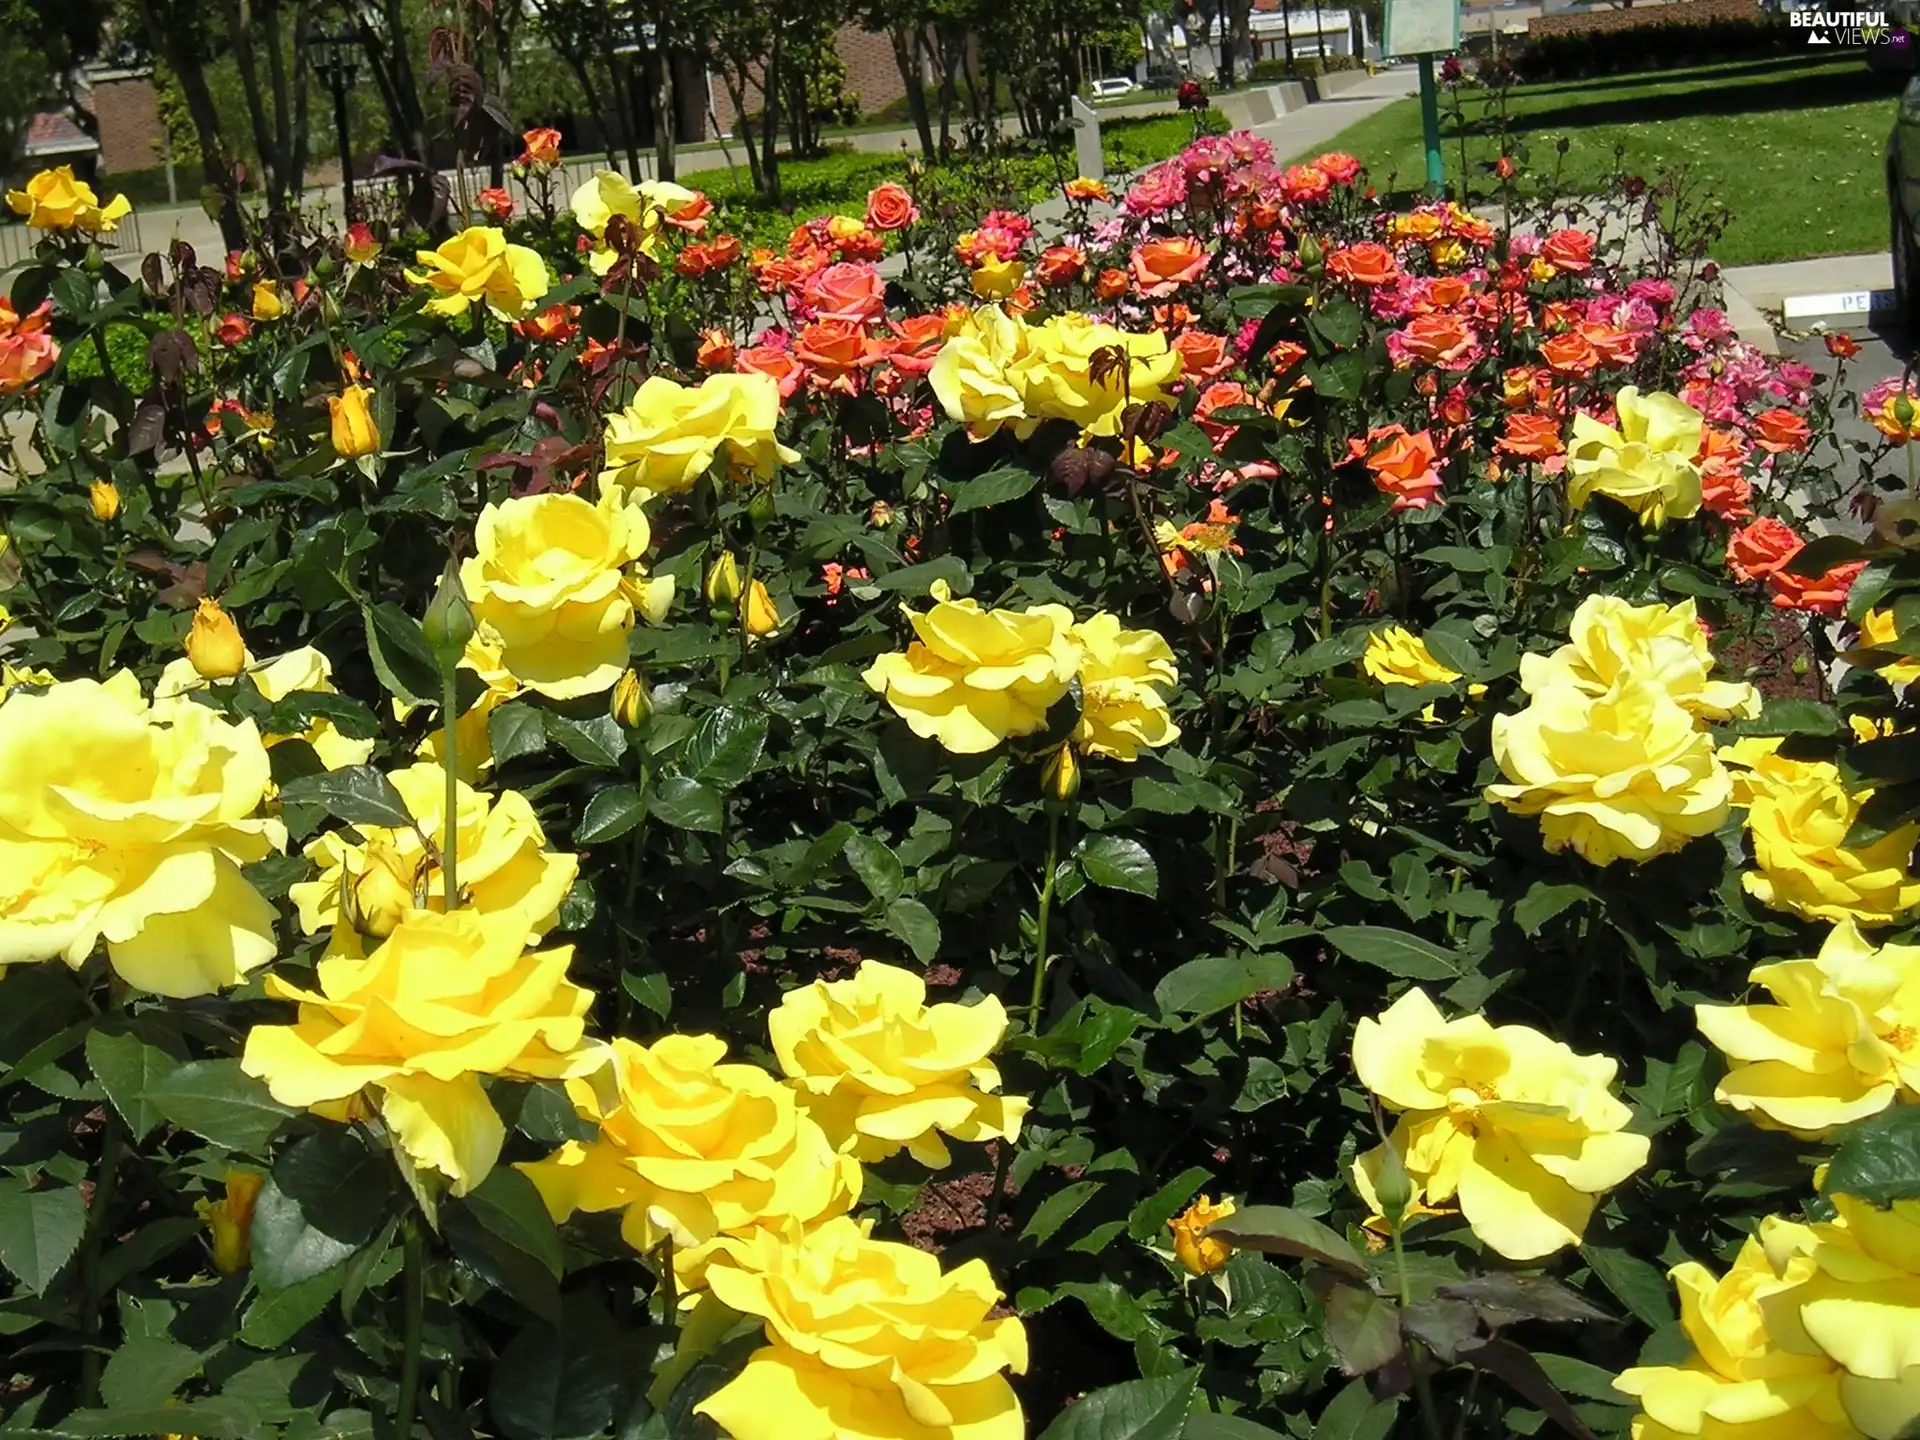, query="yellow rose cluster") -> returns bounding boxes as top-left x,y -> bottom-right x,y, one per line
1351,988 -> 1649,1260
600,371 -> 799,499
157,645 -> 376,771
1567,387 -> 1706,529
7,165 -> 132,233
458,489 -> 674,701
1487,595 -> 1757,866
406,225 -> 550,320
0,672 -> 286,997
1618,1189 -> 1920,1440
930,305 -> 1183,441
570,170 -> 699,271
241,908 -> 603,1194
1721,730 -> 1920,926
1697,921 -> 1920,1136
862,584 -> 1180,759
